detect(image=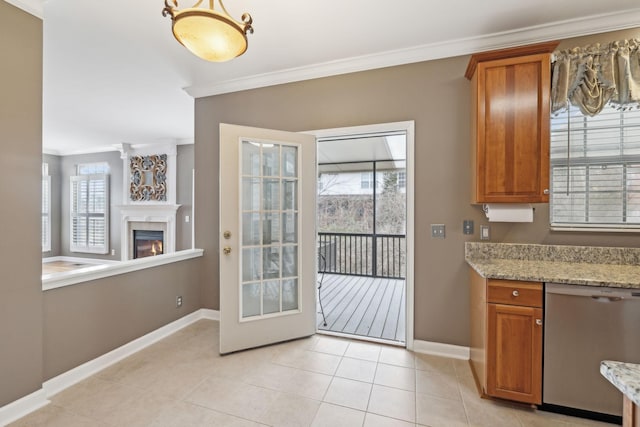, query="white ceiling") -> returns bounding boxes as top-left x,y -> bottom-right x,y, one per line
11,0 -> 640,155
